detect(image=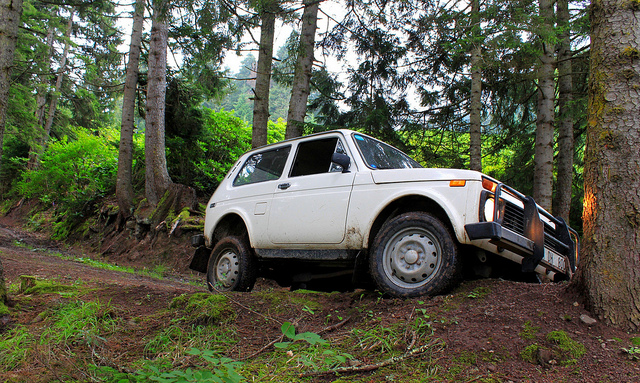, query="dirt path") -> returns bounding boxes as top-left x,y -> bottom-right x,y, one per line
0,224 -> 201,294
